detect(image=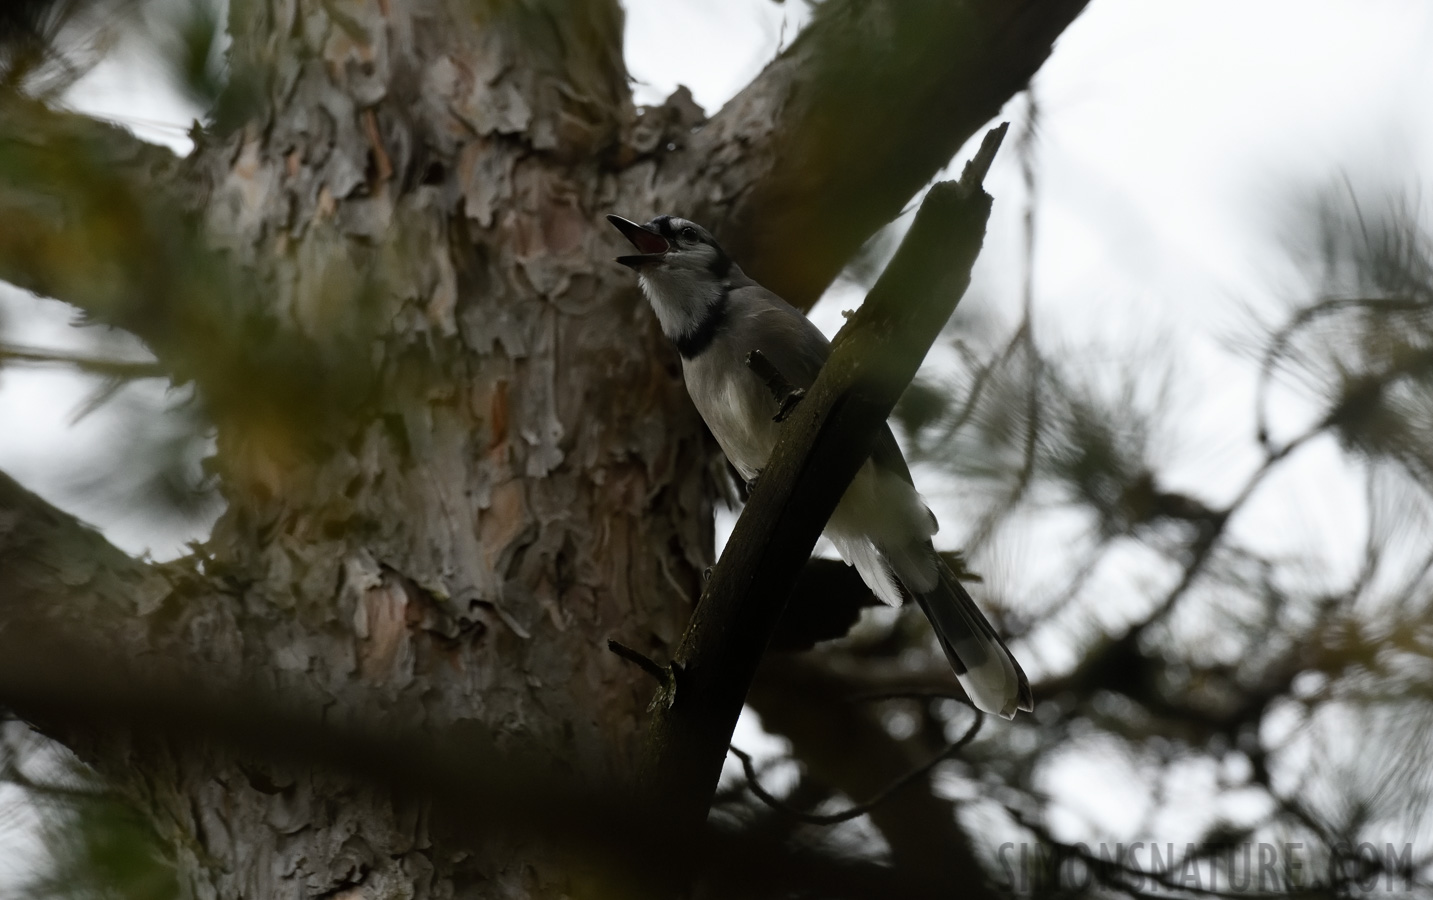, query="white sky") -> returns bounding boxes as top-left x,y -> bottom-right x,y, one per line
2,0 -> 1432,886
